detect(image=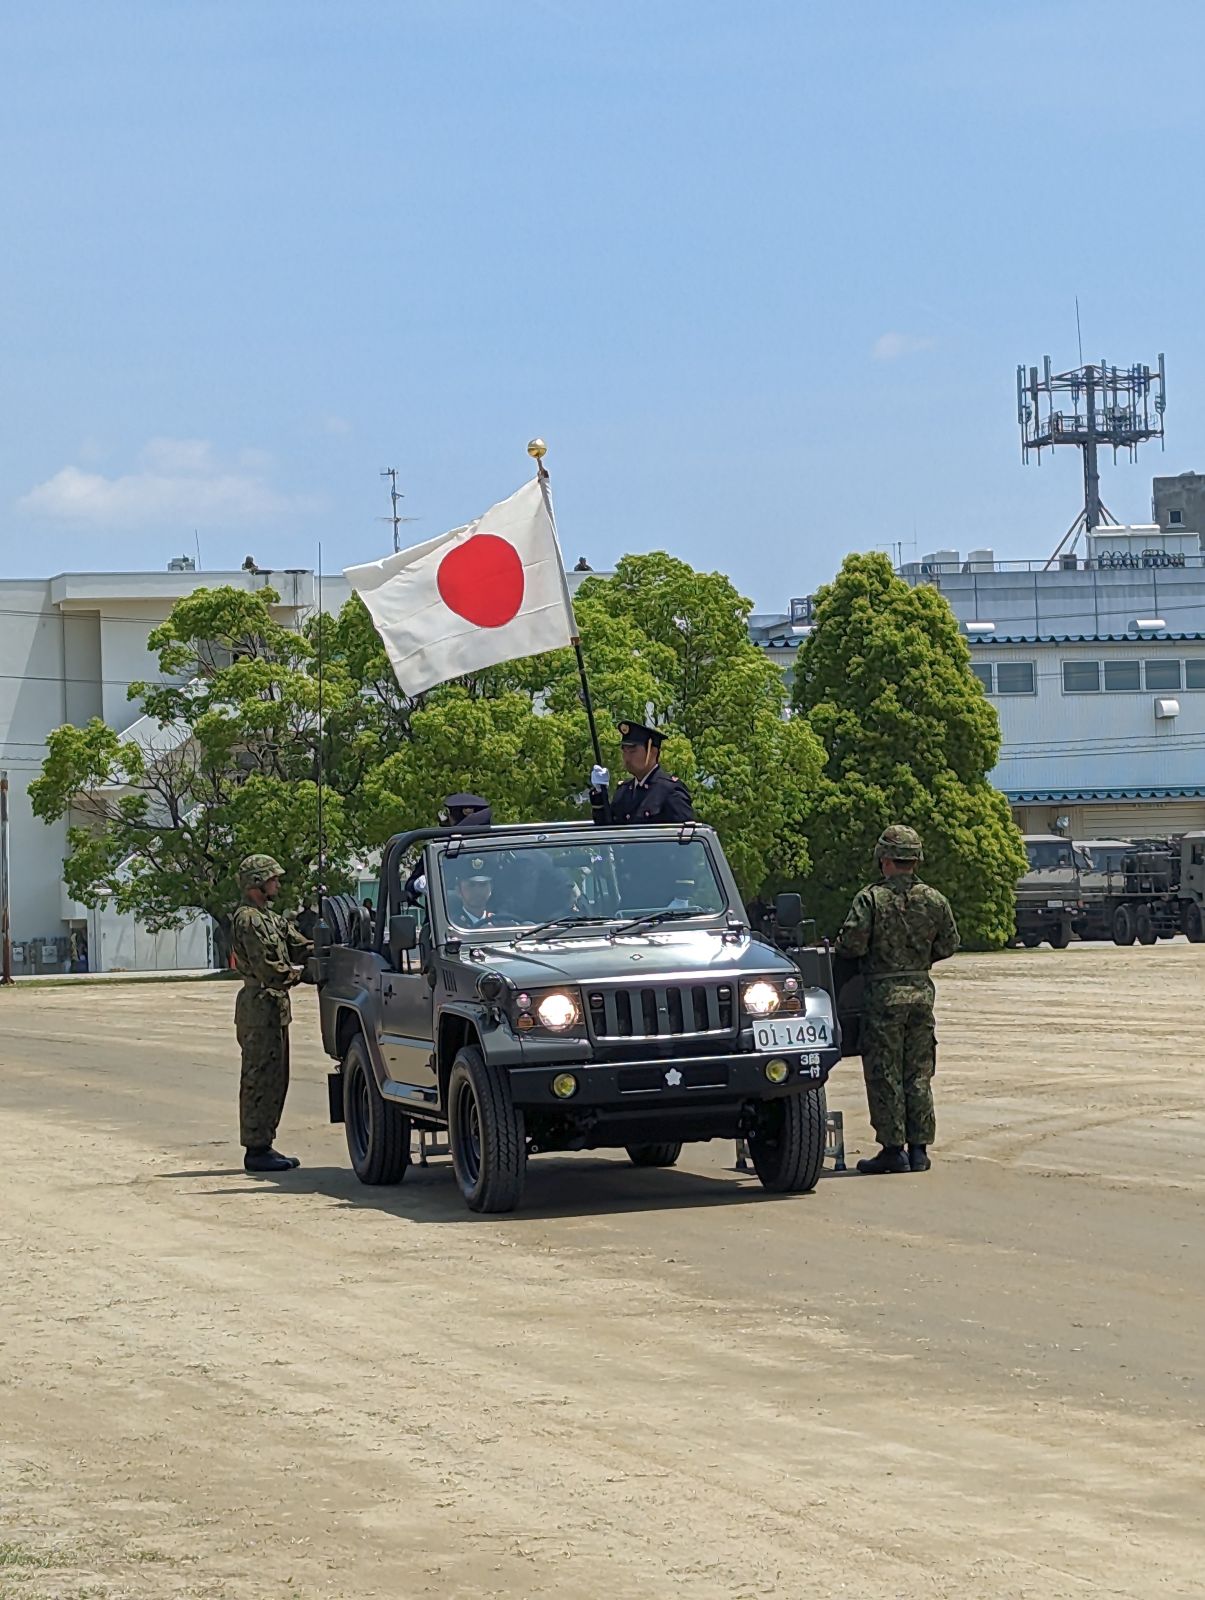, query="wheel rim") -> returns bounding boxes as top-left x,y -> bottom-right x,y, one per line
349,1065 -> 371,1165
453,1077 -> 482,1186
